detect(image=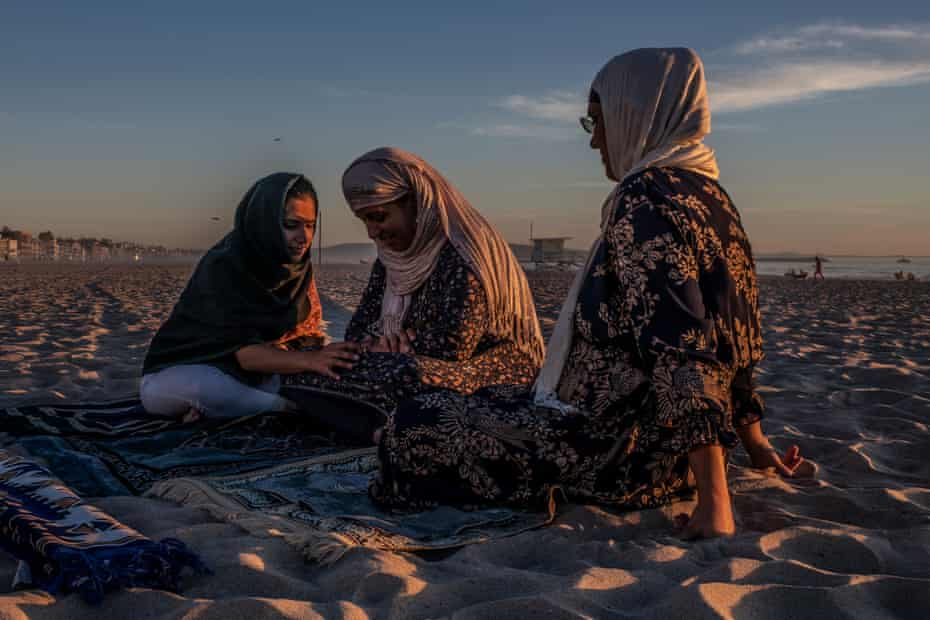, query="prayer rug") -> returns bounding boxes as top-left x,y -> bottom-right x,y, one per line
149,447 -> 556,565
1,399 -> 358,496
